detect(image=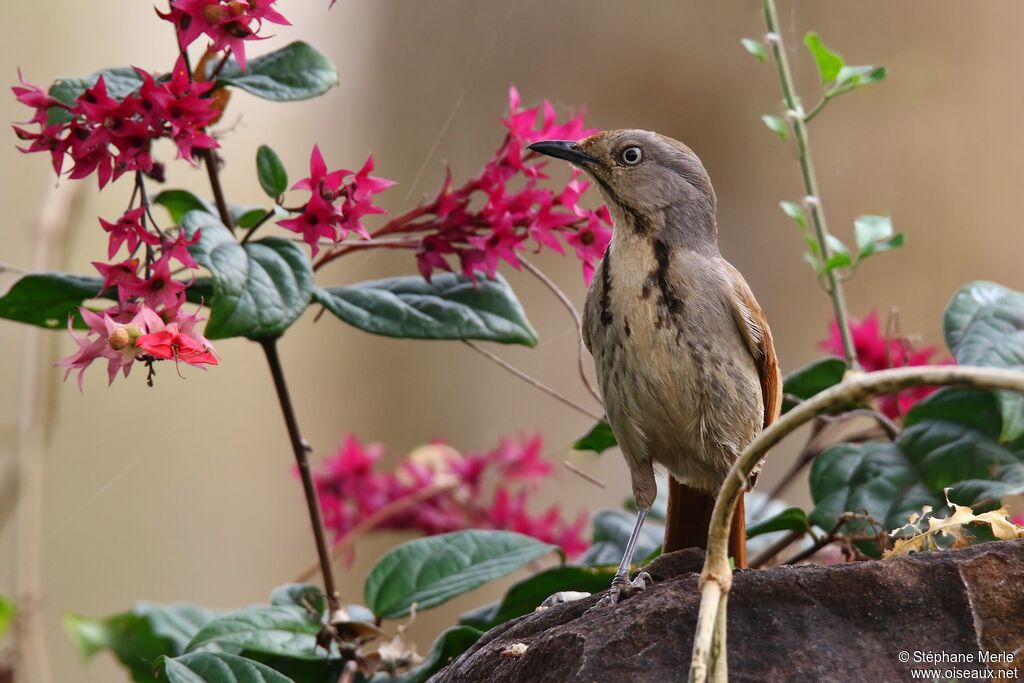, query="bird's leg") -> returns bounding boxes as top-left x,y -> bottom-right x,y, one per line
589,506 -> 653,610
